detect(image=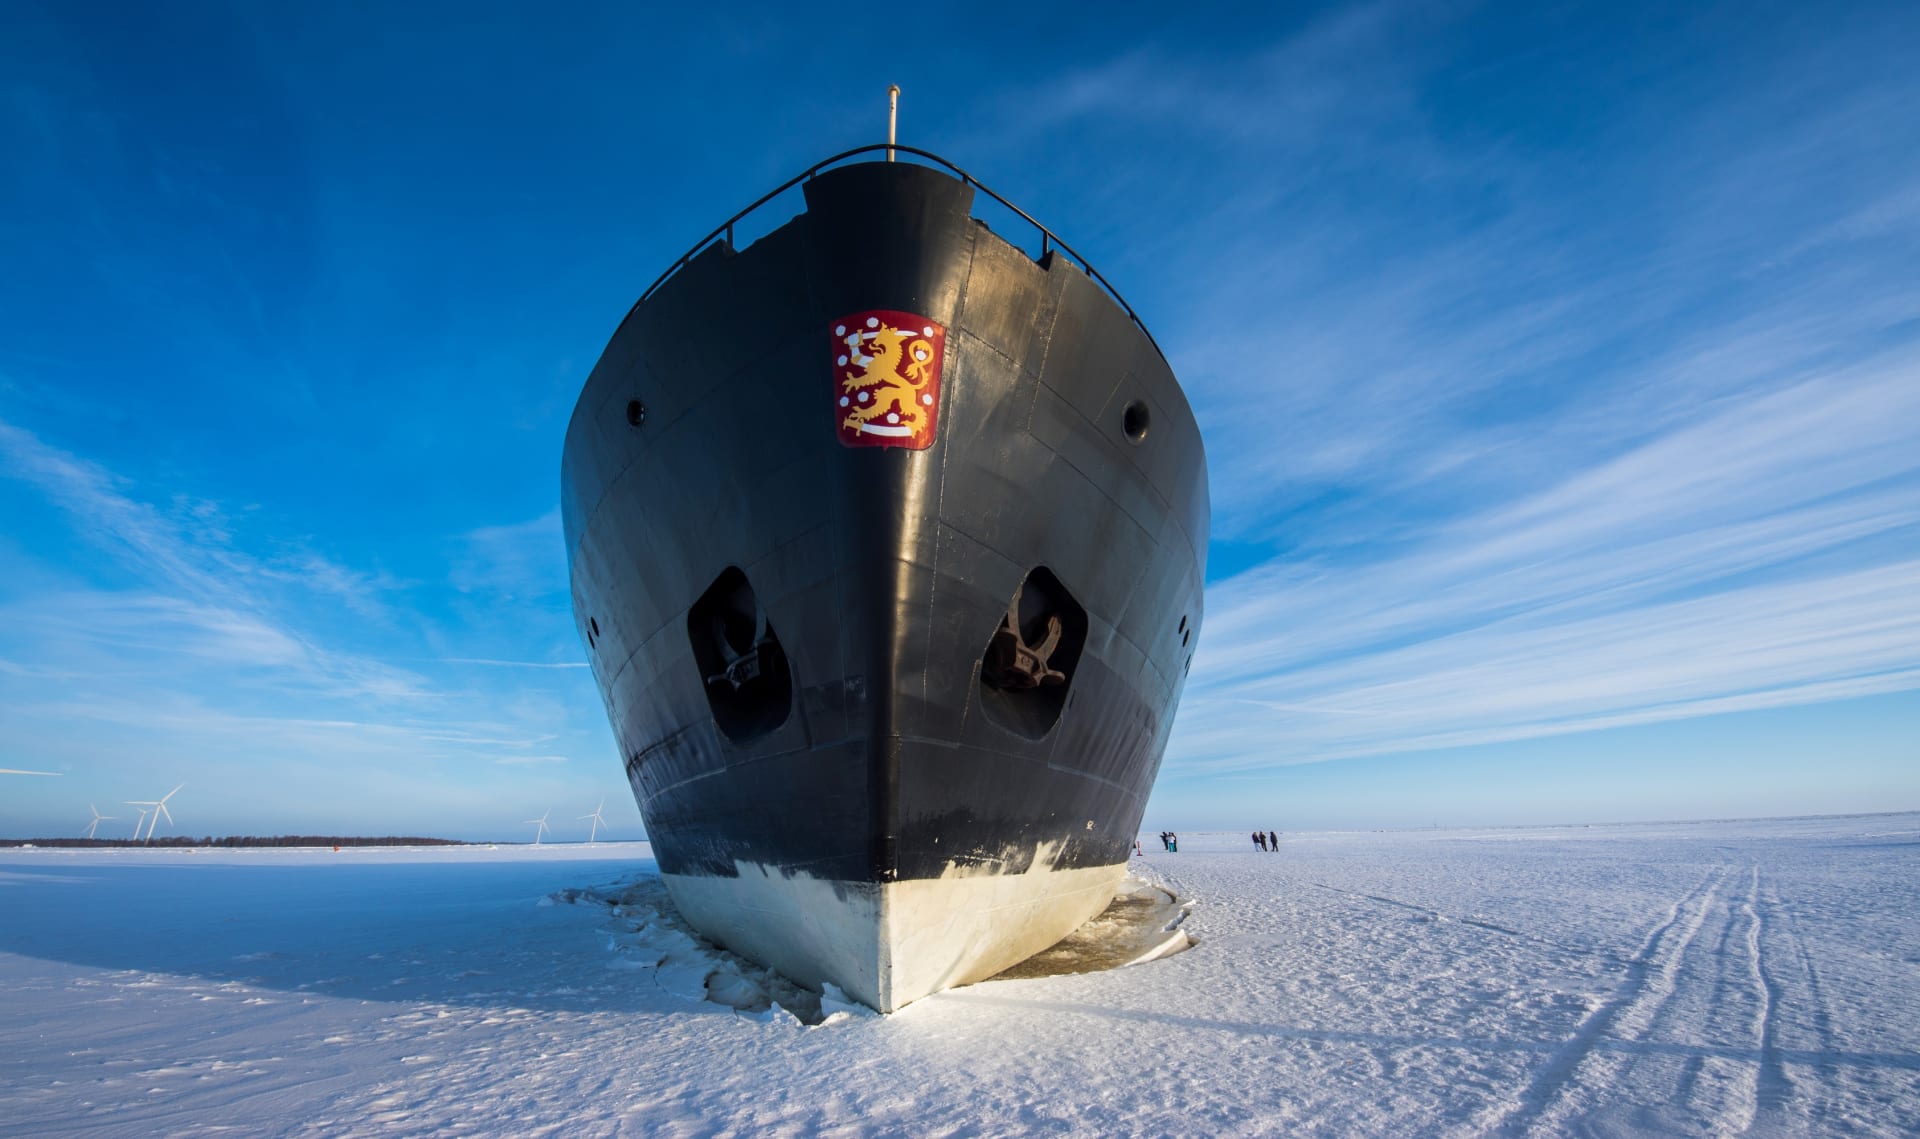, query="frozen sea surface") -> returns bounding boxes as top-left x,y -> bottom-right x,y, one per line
2,814 -> 1916,1136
